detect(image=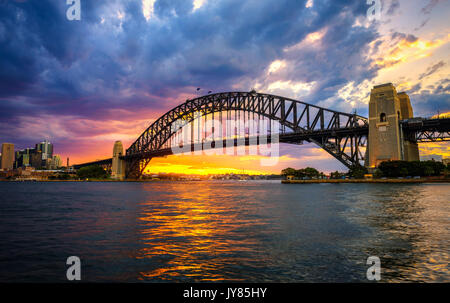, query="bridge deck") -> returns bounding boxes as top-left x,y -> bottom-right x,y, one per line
74,118 -> 450,169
